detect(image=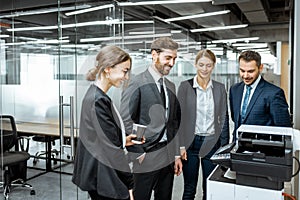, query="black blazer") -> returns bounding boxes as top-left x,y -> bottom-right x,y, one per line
72,84 -> 133,199
177,78 -> 229,157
